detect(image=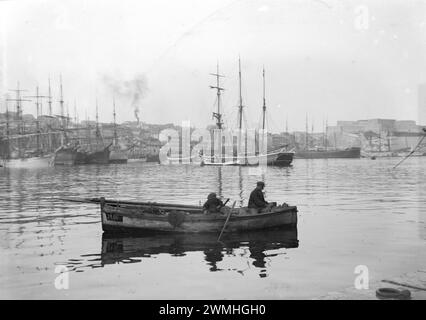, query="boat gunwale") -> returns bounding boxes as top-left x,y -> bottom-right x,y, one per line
102,202 -> 298,222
